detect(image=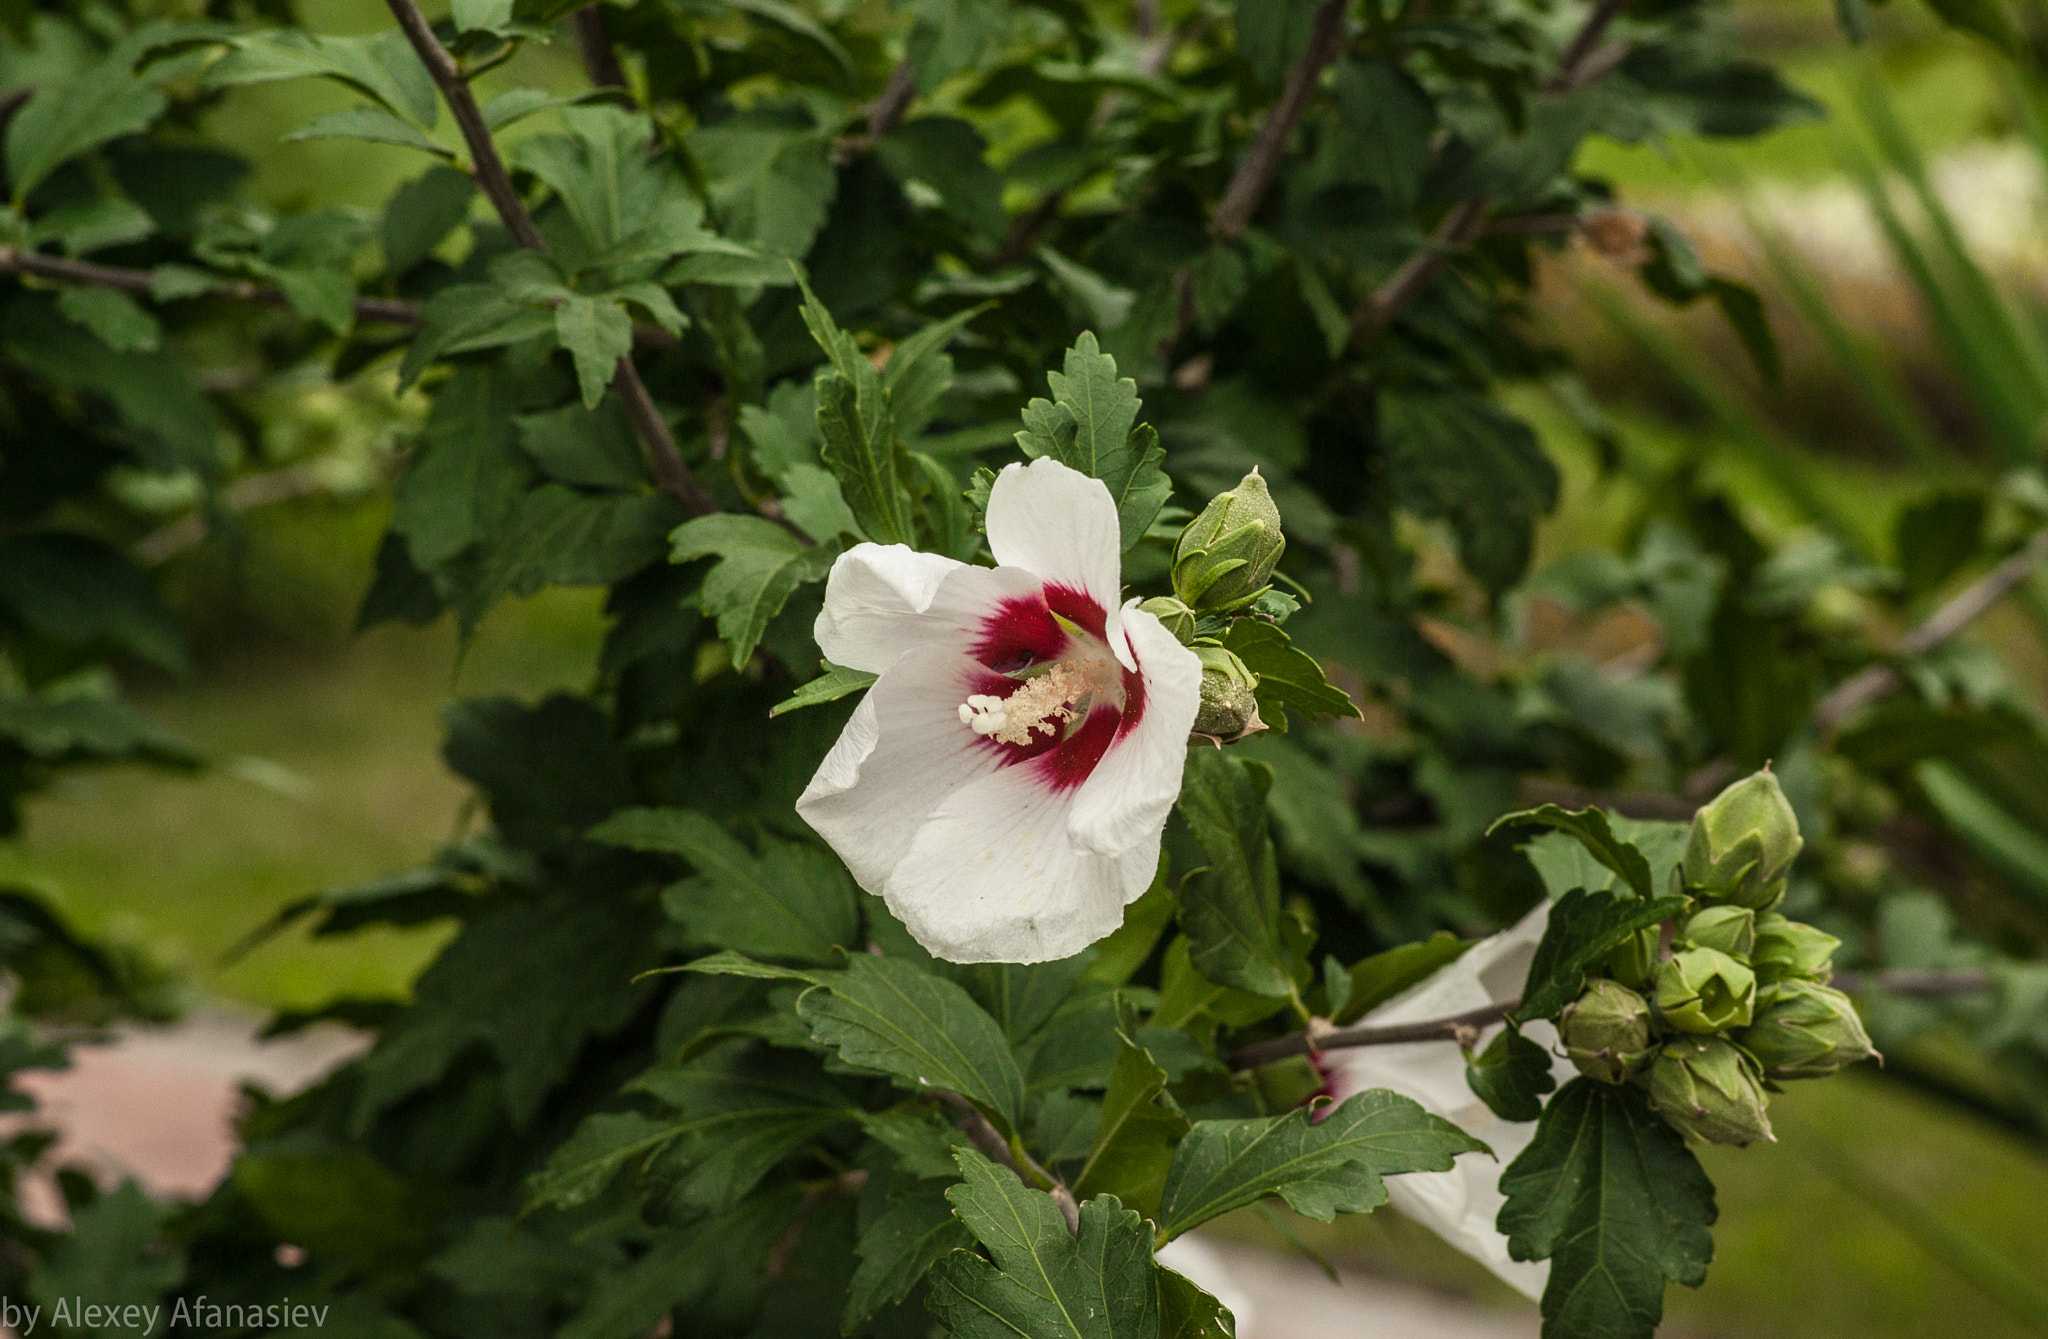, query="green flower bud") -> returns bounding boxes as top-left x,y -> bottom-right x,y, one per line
1653,946 -> 1756,1034
1191,645 -> 1265,743
1679,905 -> 1756,959
1173,469 -> 1286,613
1751,914 -> 1839,985
1682,769 -> 1804,909
1647,1036 -> 1775,1146
1739,980 -> 1876,1080
1602,926 -> 1659,991
1560,979 -> 1656,1084
1138,595 -> 1198,644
